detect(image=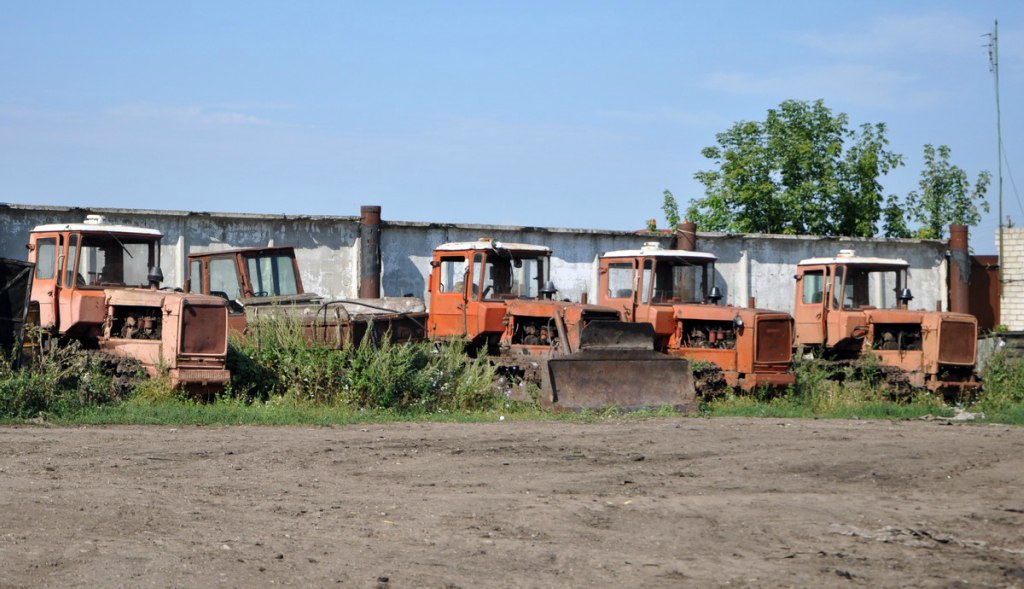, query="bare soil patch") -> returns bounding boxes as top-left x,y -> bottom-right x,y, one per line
1,418 -> 1022,588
